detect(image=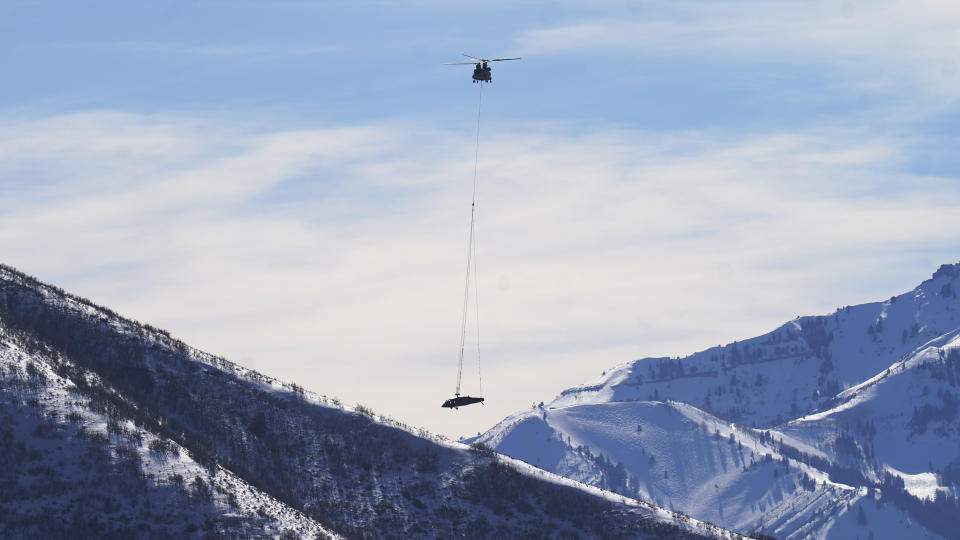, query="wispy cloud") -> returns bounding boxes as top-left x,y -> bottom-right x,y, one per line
1,110 -> 957,437
516,0 -> 960,103
51,41 -> 347,59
